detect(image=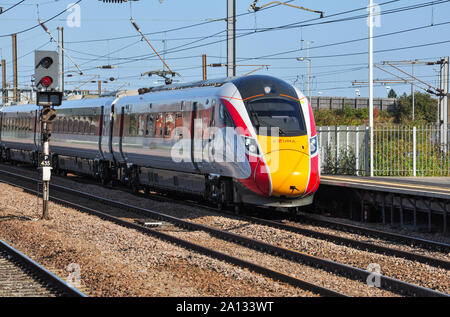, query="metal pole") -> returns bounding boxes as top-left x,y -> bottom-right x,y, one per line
98,80 -> 101,96
12,34 -> 18,103
413,126 -> 416,176
411,63 -> 415,121
227,0 -> 236,77
41,120 -> 51,220
369,0 -> 374,177
307,42 -> 311,102
58,26 -> 64,93
440,57 -> 449,148
1,59 -> 6,105
202,54 -> 207,80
